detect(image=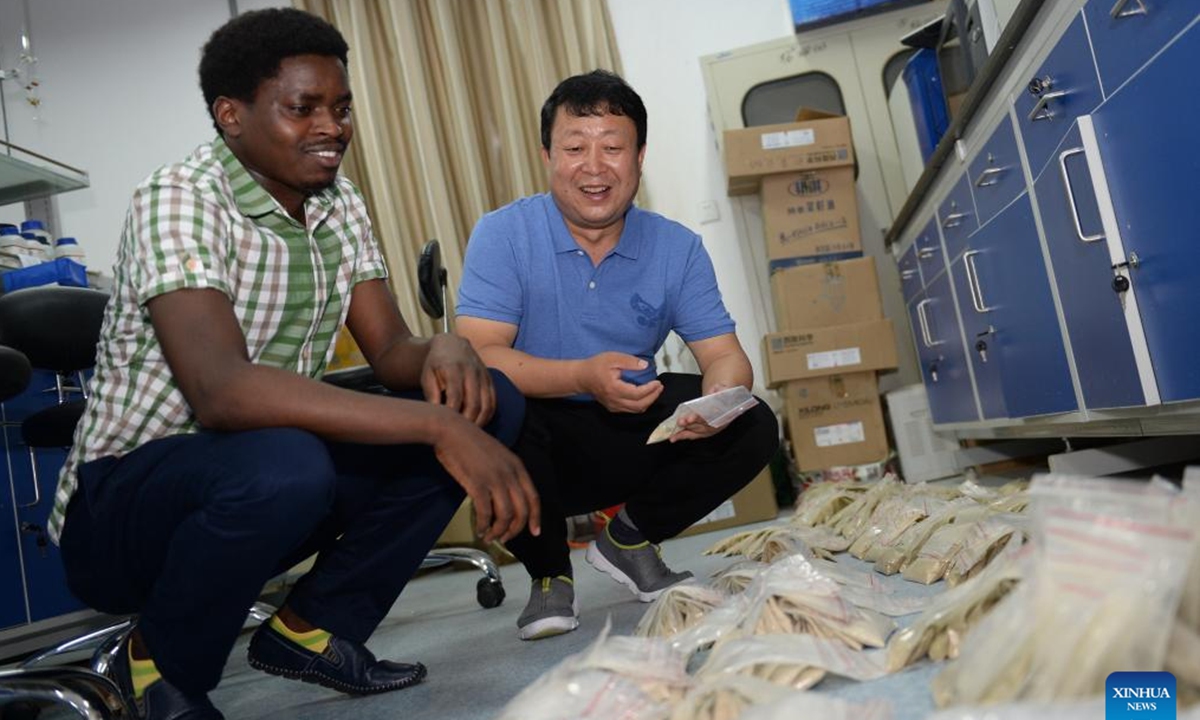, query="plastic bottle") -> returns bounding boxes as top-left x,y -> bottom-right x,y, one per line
0,225 -> 24,270
53,236 -> 87,265
19,219 -> 51,262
